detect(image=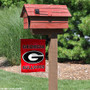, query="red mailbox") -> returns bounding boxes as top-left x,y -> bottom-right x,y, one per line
20,4 -> 71,35
20,4 -> 71,90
